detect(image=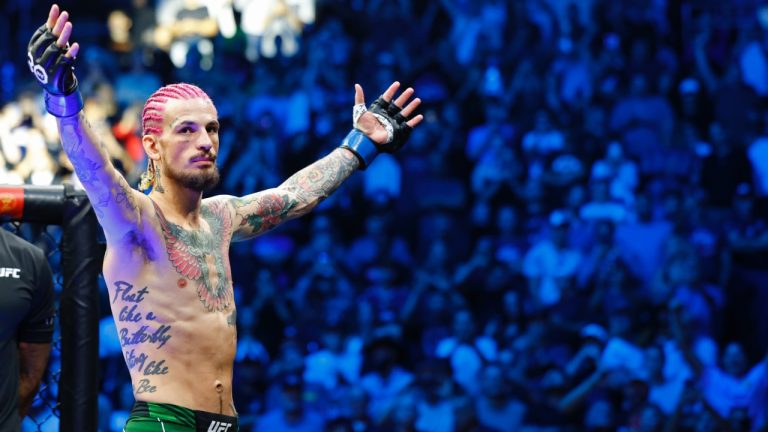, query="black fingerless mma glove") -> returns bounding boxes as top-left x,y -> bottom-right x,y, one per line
27,24 -> 83,117
368,97 -> 413,153
340,96 -> 414,170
